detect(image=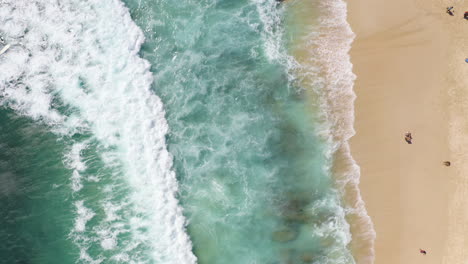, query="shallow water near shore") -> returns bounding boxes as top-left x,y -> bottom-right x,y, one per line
0,0 -> 370,263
